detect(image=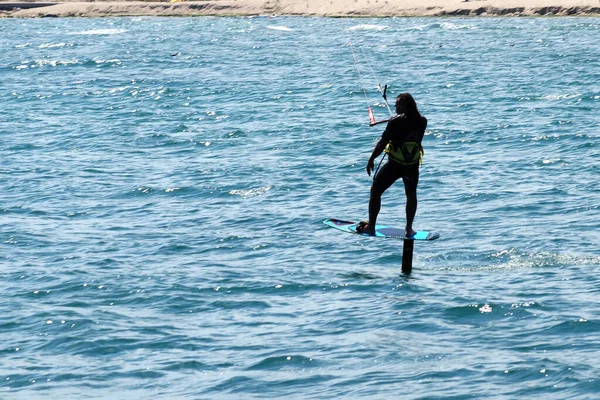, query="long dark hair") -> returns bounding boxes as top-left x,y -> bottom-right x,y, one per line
395,93 -> 421,119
